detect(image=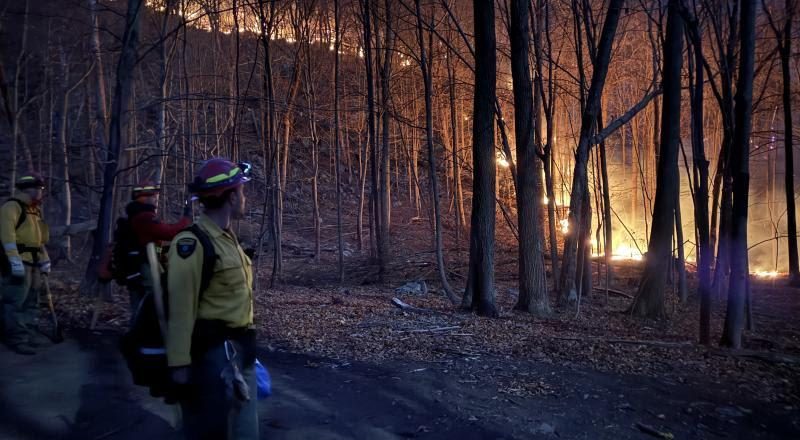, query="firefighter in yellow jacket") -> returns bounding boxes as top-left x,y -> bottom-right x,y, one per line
166,158 -> 257,439
1,172 -> 51,355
